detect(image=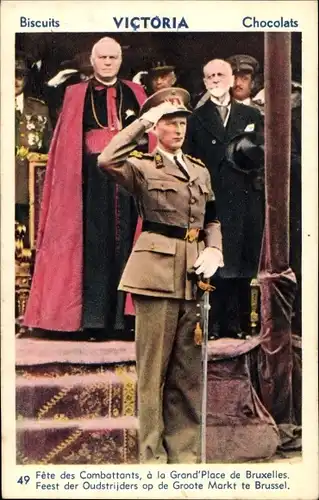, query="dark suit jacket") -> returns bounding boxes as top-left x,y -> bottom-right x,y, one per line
184,99 -> 264,278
